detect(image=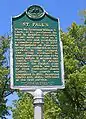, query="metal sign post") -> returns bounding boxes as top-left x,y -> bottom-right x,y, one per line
34,89 -> 44,119
10,5 -> 65,119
